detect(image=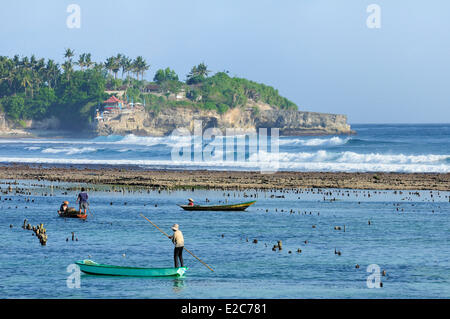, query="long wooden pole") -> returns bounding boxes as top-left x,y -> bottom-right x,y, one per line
139,214 -> 215,272
87,206 -> 94,218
